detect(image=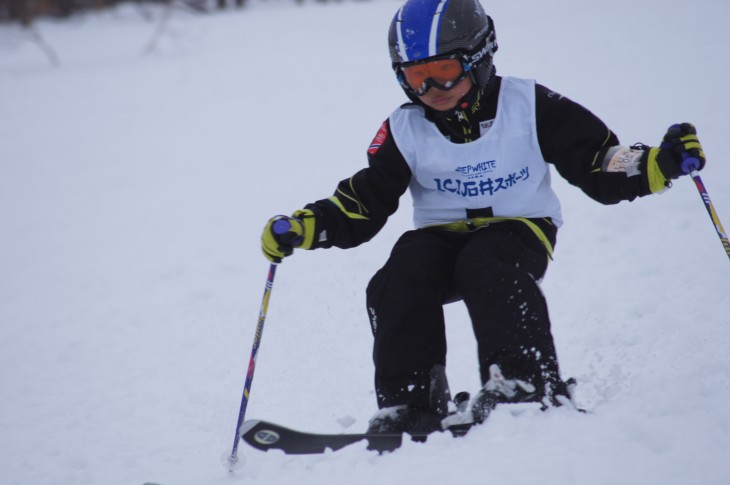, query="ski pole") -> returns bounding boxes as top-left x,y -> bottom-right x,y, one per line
675,141 -> 730,261
226,262 -> 277,469
688,169 -> 730,262
226,218 -> 297,469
